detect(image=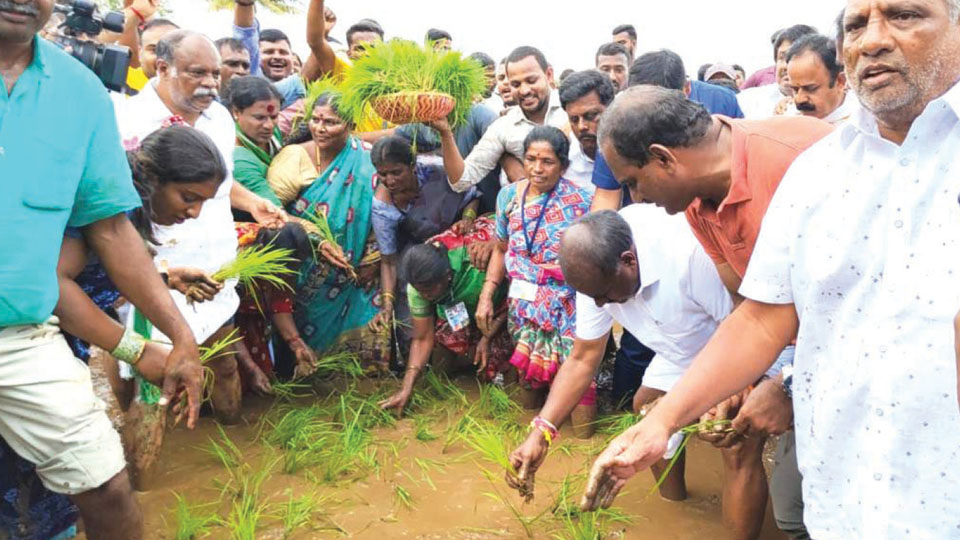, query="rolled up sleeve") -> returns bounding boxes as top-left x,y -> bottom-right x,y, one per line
451,123 -> 506,192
